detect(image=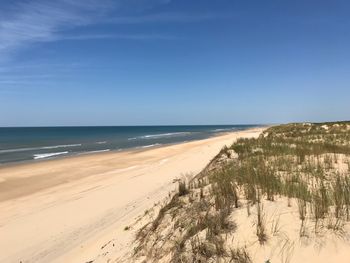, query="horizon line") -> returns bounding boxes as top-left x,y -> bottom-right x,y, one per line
0,124 -> 268,128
